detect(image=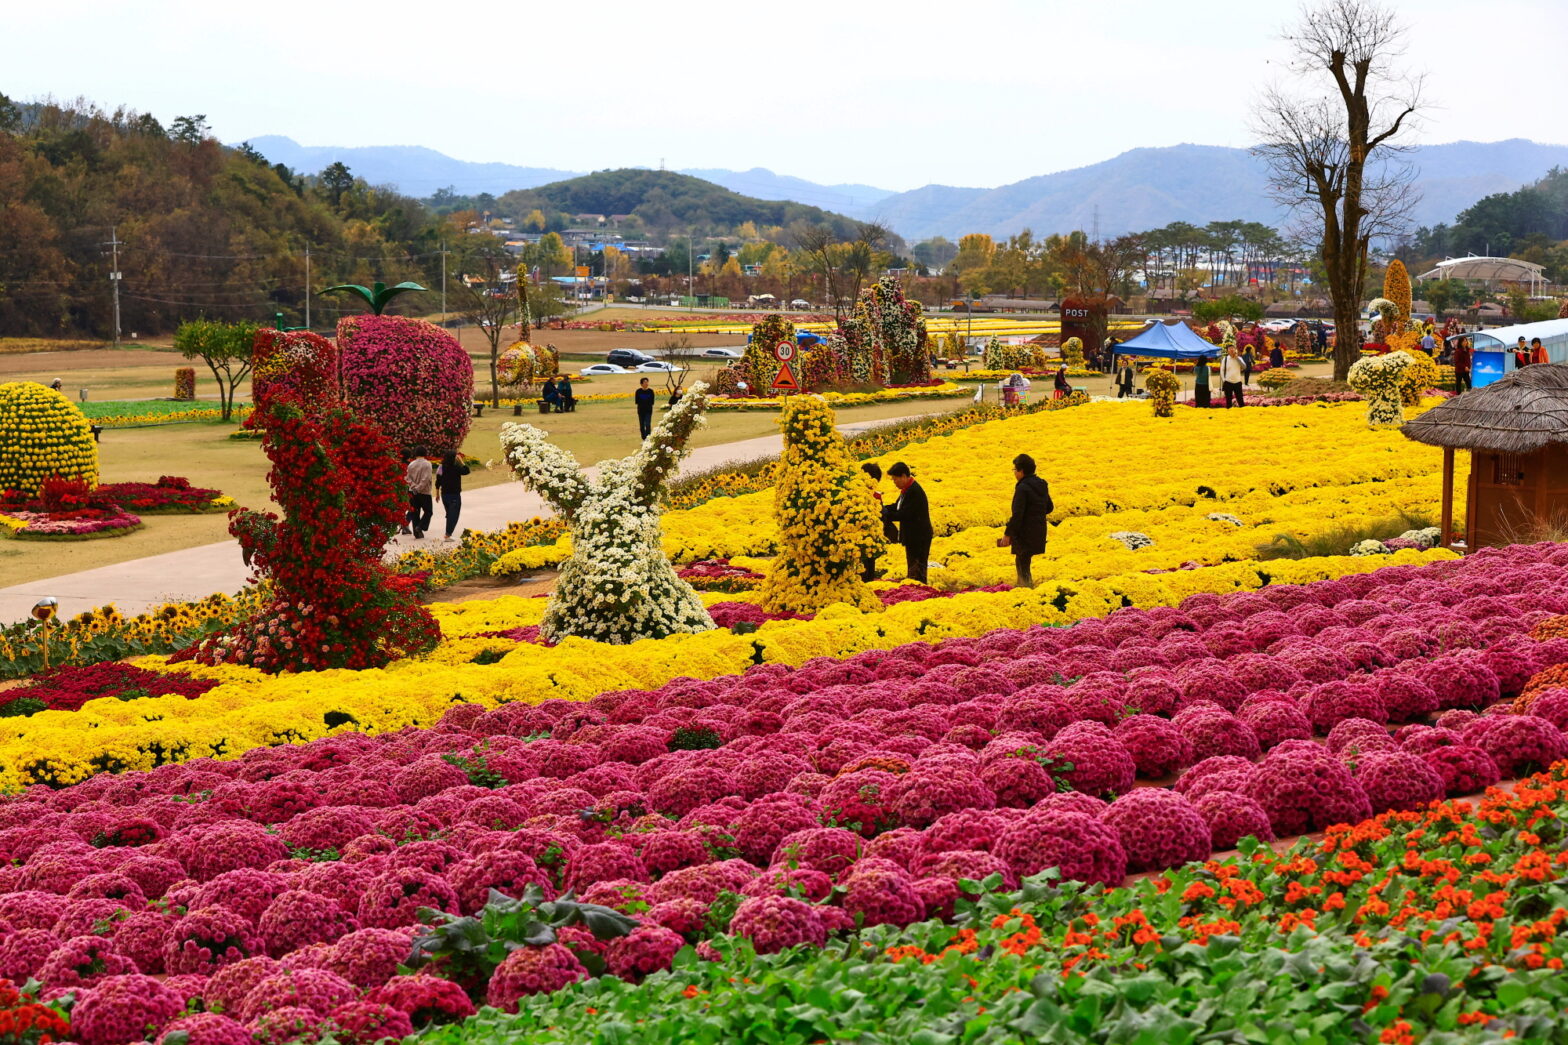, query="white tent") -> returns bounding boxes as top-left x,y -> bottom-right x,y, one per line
1417,256 -> 1547,294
